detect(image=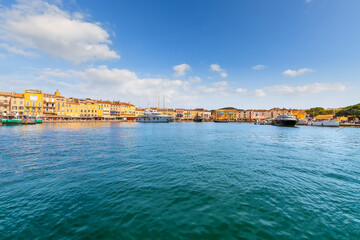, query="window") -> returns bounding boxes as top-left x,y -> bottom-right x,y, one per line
26,101 -> 30,106
38,102 -> 41,107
